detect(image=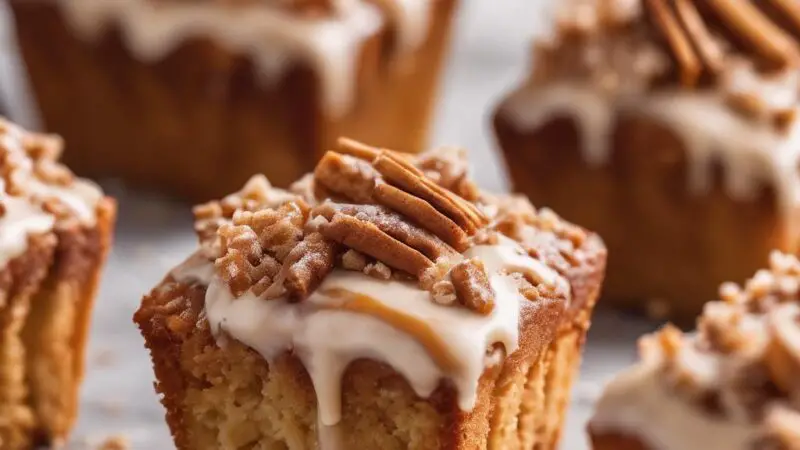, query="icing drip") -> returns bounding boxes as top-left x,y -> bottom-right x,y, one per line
501,84 -> 615,167
0,128 -> 103,225
56,0 -> 435,116
591,362 -> 761,450
186,237 -> 566,446
500,81 -> 800,221
0,195 -> 54,266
